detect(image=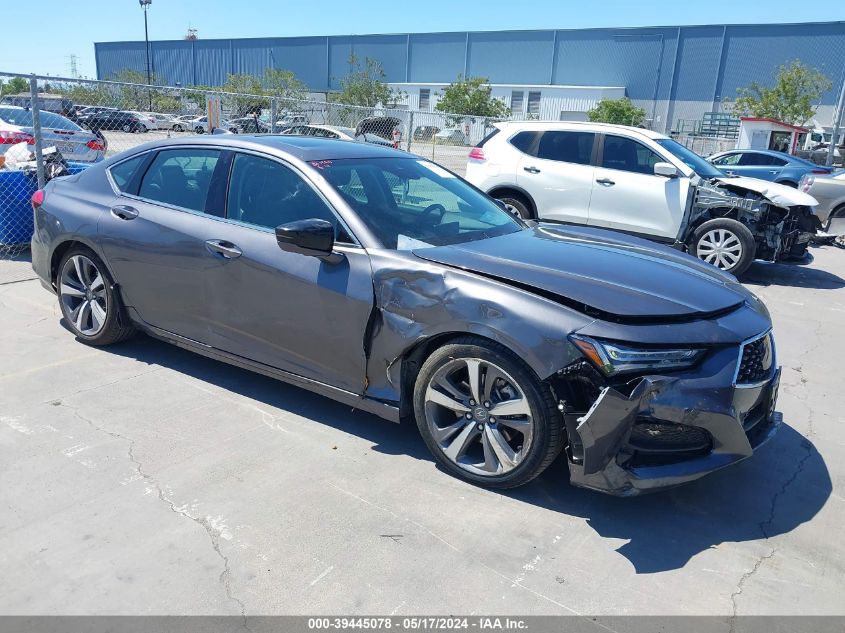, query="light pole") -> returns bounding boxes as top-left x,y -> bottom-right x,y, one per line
140,0 -> 152,111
